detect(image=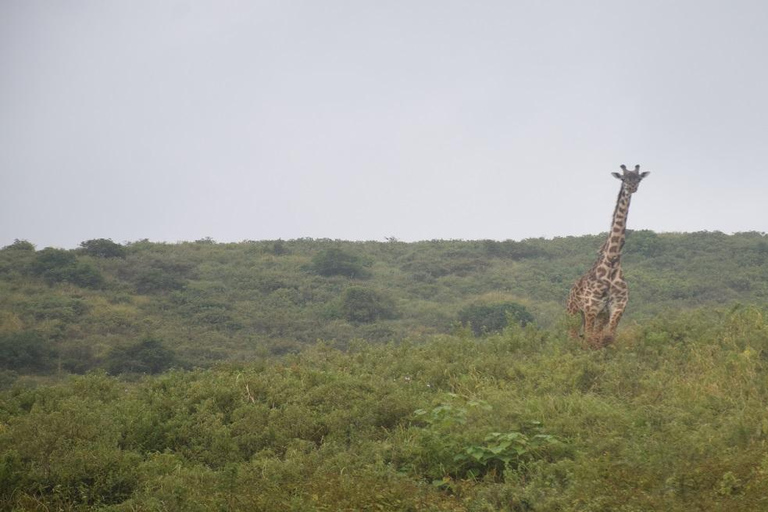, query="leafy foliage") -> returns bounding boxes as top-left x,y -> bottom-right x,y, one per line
134,268 -> 186,293
1,232 -> 768,509
0,231 -> 767,377
80,238 -> 127,258
340,286 -> 397,323
456,431 -> 562,479
0,331 -> 56,373
106,338 -> 178,375
310,247 -> 370,278
458,301 -> 534,335
1,239 -> 35,251
28,247 -> 104,288
29,247 -> 77,276
3,311 -> 768,509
